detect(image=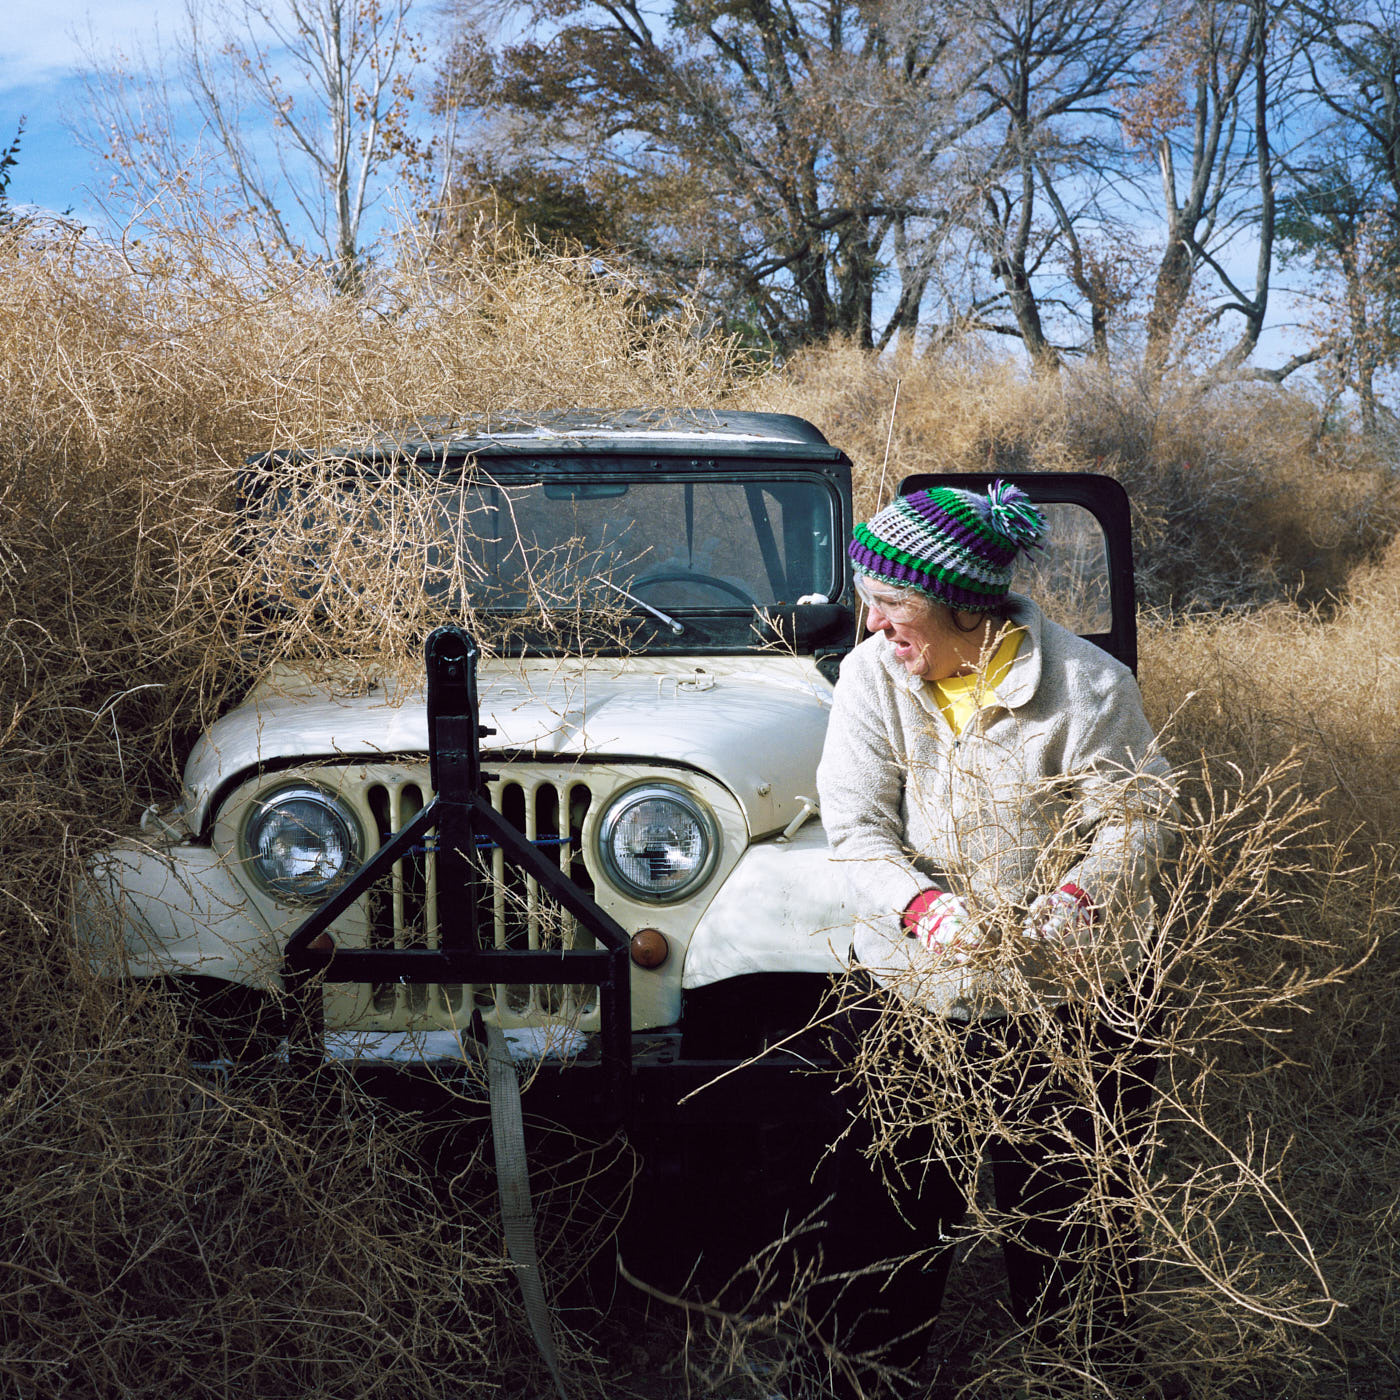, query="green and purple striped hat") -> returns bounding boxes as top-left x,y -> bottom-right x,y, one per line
850,480 -> 1047,611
